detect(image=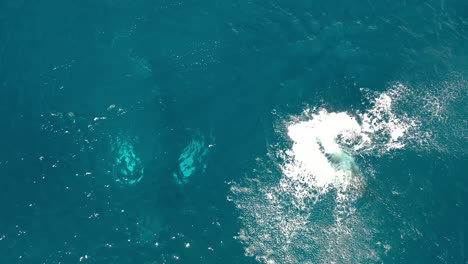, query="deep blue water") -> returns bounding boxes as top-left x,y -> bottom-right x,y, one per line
0,0 -> 467,263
